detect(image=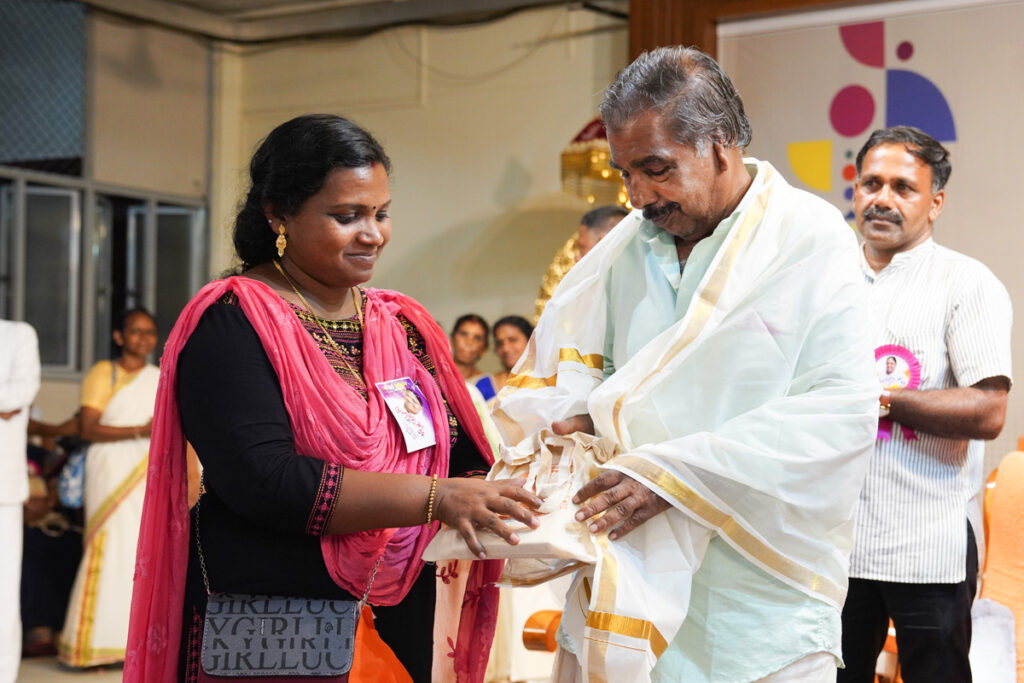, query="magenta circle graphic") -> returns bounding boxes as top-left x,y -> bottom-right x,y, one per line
830,85 -> 876,137
897,41 -> 914,61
